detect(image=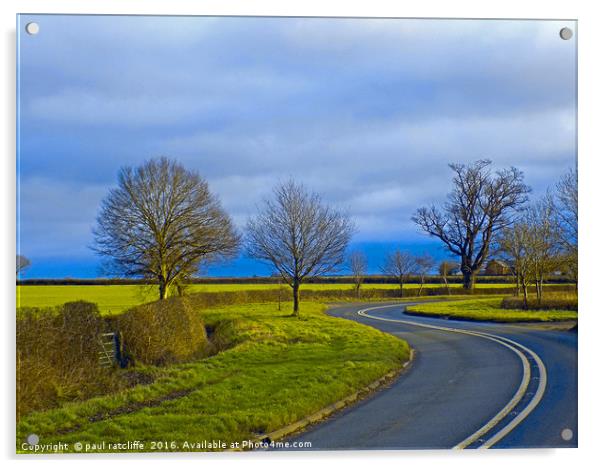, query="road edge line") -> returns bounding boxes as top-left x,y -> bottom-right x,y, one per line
357,303 -> 547,450
478,337 -> 548,448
